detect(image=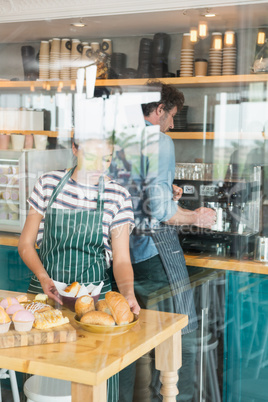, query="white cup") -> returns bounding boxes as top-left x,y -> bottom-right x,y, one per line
34,135 -> 47,150
11,134 -> 25,151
